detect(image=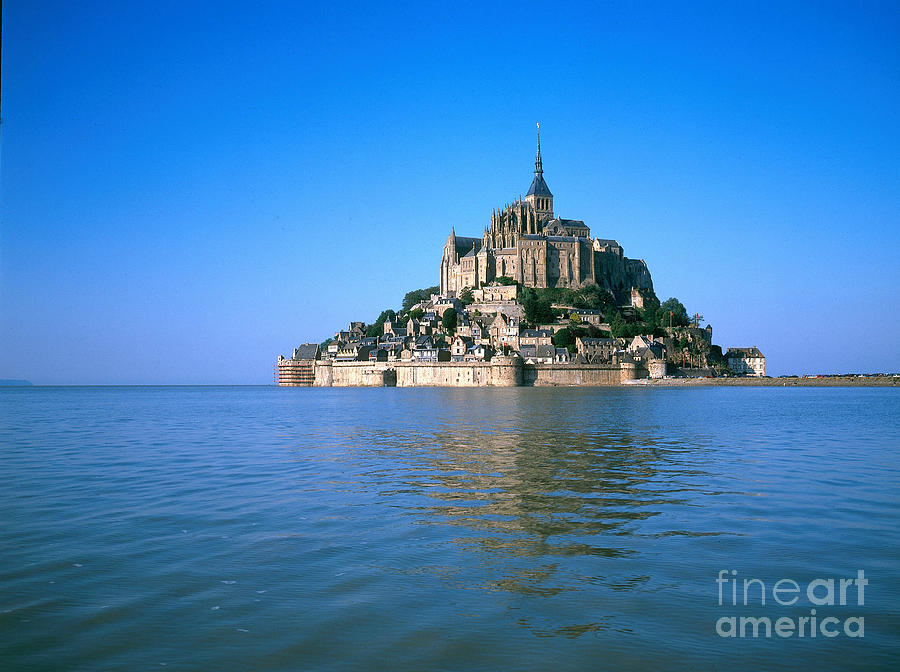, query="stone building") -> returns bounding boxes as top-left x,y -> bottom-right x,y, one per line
440,131 -> 655,304
277,343 -> 320,386
576,337 -> 620,364
726,347 -> 766,376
